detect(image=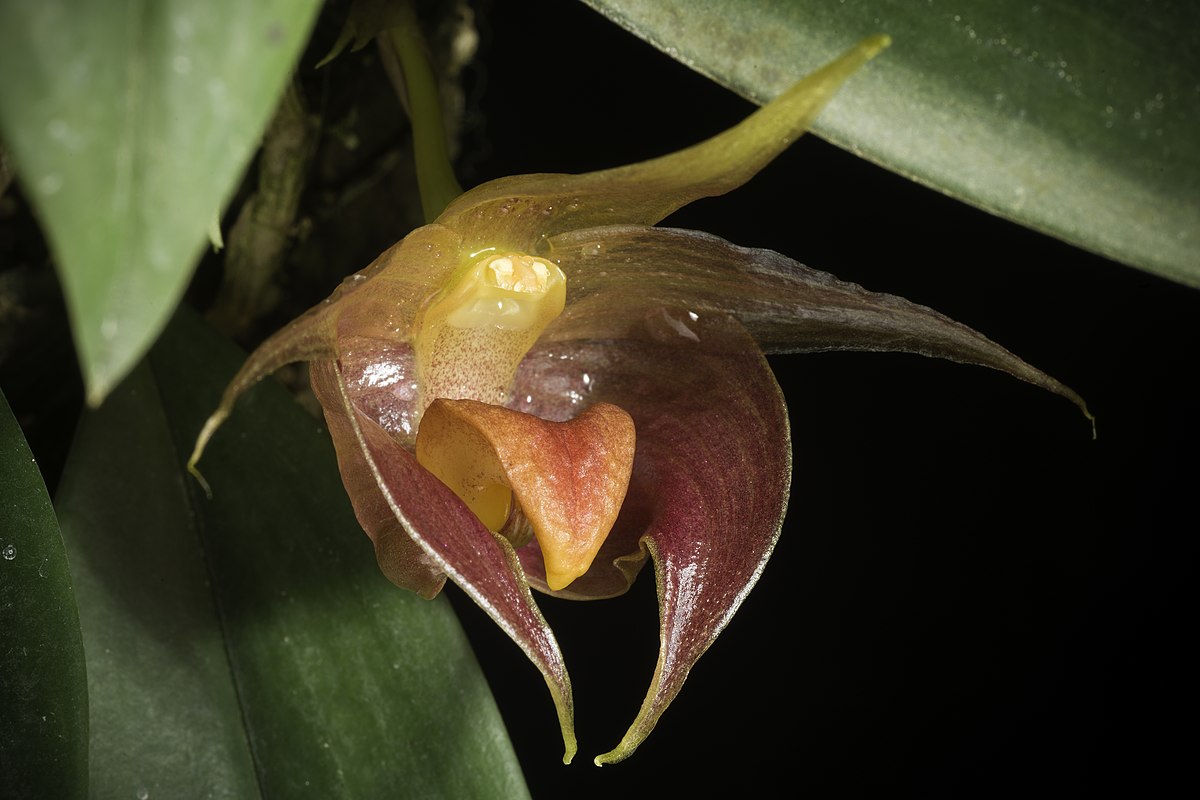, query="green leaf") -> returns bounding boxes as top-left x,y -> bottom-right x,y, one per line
0,0 -> 323,404
55,310 -> 530,798
56,363 -> 263,799
0,391 -> 88,800
580,0 -> 1200,287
